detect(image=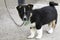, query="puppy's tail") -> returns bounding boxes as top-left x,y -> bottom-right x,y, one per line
49,1 -> 58,7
